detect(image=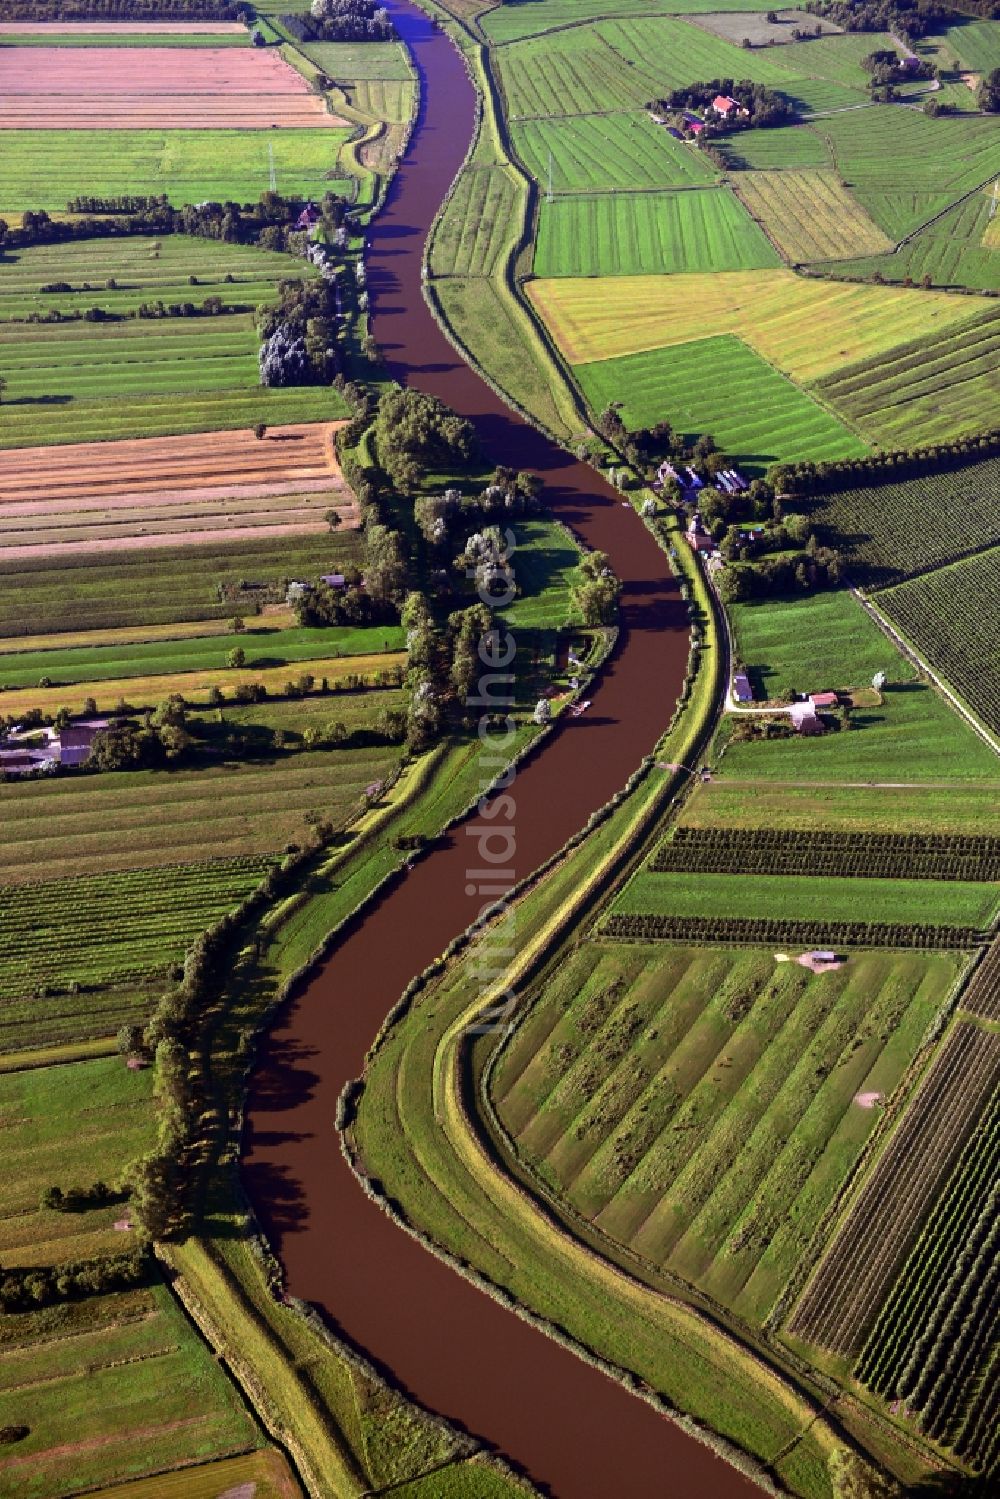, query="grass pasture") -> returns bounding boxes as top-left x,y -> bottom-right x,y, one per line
528,268 -> 975,381
680,780 -> 1000,837
0,128 -> 350,214
879,546 -> 1000,737
511,113 -> 719,195
724,589 -> 1000,782
496,26 -> 657,118
0,1055 -> 154,1264
825,188 -> 1000,293
0,531 -> 359,638
810,453 -> 1000,587
0,30 -> 250,48
77,1450 -> 301,1499
0,1282 -> 260,1499
594,14 -> 798,92
295,38 -> 413,80
492,942 -> 956,1322
0,316 -> 349,448
733,170 -> 892,263
945,18 -> 1000,75
717,123 -> 831,171
429,166 -> 521,278
573,336 -> 864,469
816,306 -> 1000,447
533,189 -> 780,277
689,11 -> 842,47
